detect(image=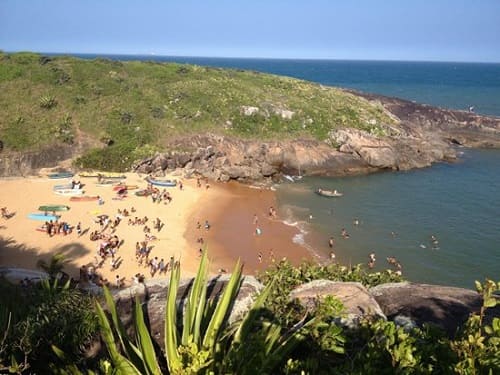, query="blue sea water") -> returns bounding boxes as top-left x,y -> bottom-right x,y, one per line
64,53 -> 500,288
